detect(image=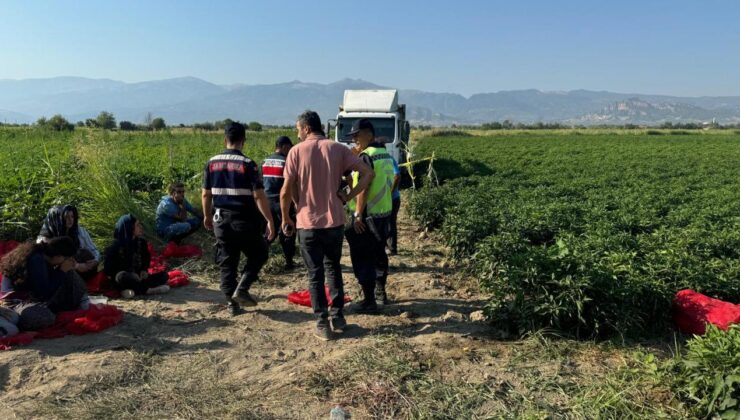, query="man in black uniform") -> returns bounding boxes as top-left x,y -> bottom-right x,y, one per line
261,136 -> 297,269
202,122 -> 276,315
